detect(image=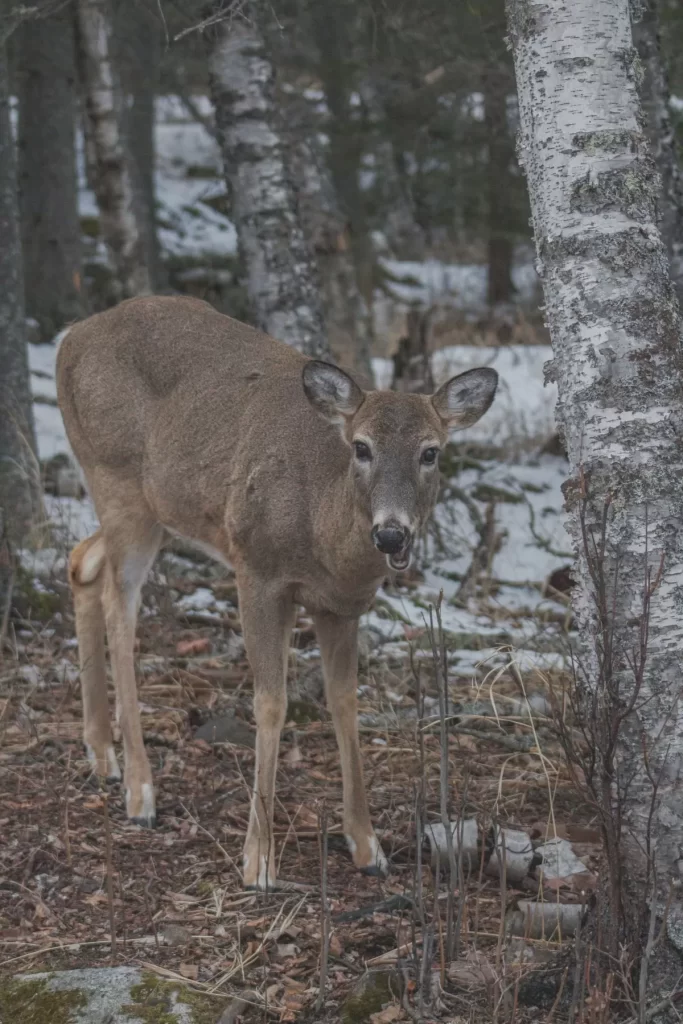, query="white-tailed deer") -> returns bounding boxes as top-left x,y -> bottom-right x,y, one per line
57,296 -> 497,889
